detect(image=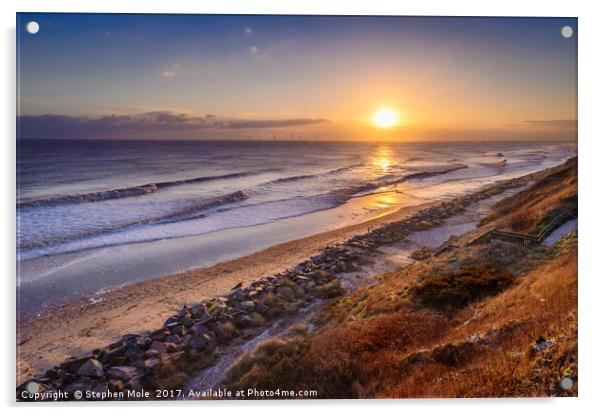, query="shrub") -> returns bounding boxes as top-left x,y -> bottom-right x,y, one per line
408,266 -> 515,311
